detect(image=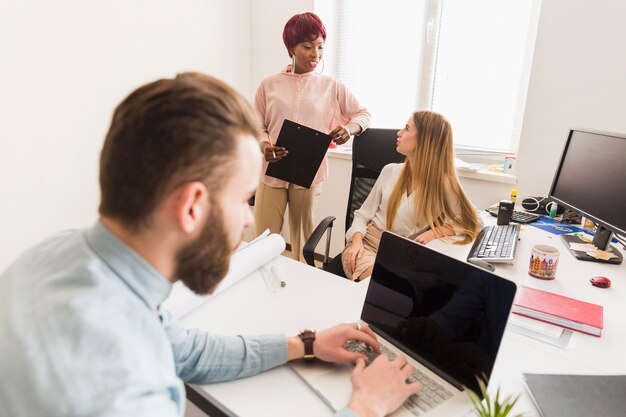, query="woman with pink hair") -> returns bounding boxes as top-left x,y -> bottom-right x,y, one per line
254,12 -> 371,262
